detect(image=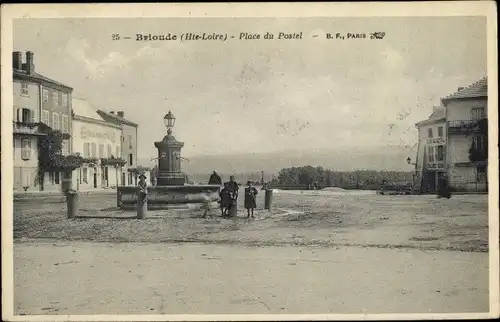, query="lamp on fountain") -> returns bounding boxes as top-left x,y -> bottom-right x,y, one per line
164,110 -> 176,135
154,111 -> 185,186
